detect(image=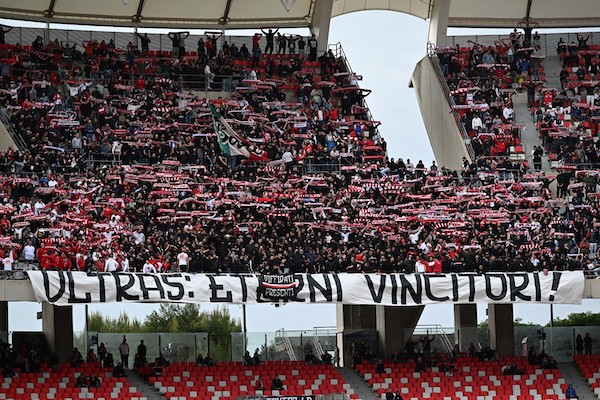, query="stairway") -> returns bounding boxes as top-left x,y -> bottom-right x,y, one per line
126,372 -> 163,400
558,362 -> 597,400
511,91 -> 553,172
543,55 -> 564,89
337,366 -> 379,400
